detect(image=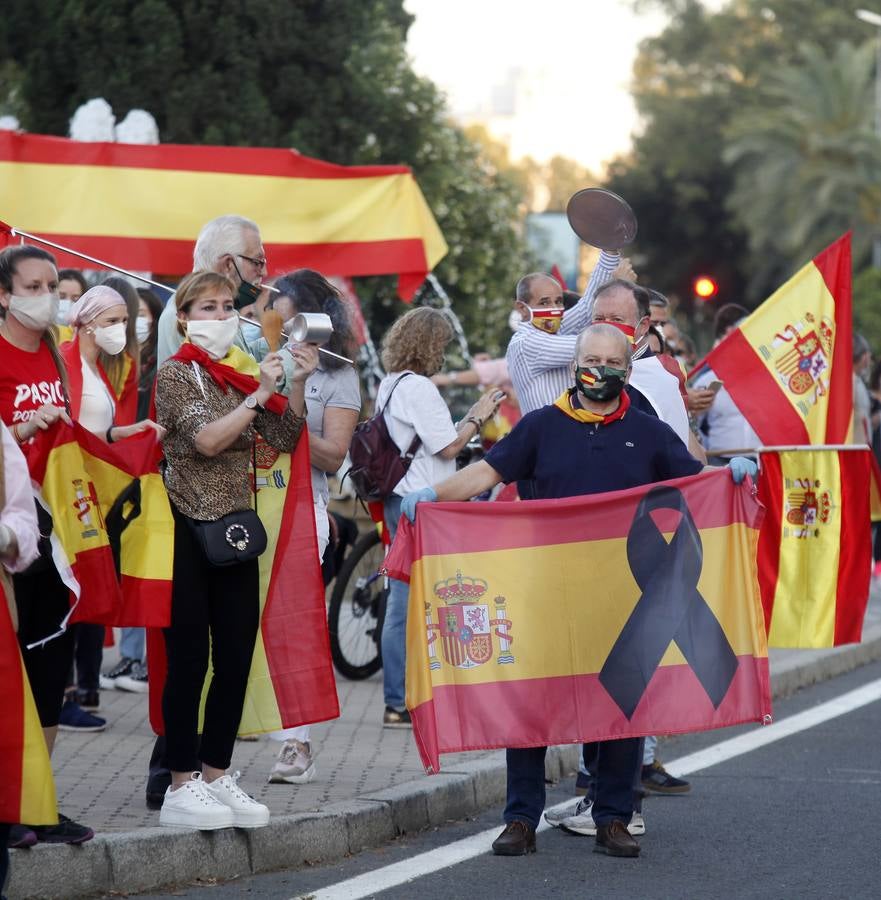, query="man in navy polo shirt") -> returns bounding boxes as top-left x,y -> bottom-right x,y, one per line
401,324 -> 756,859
